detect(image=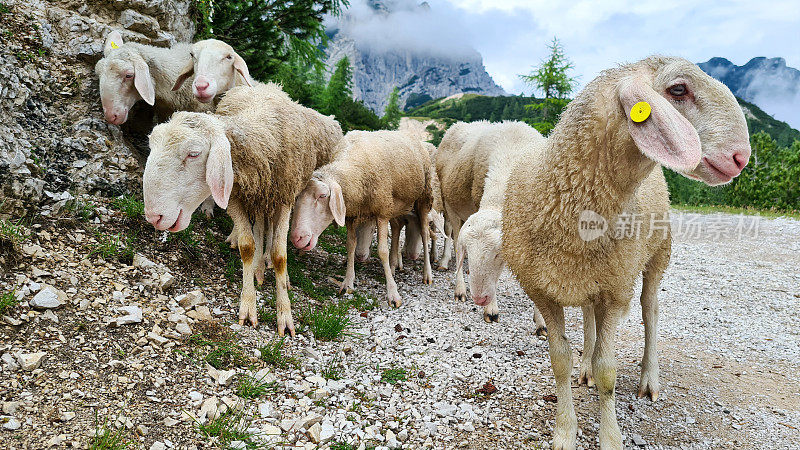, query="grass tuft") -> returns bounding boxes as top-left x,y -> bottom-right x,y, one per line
258,337 -> 300,369
0,290 -> 19,316
187,322 -> 250,370
321,355 -> 344,381
64,198 -> 97,221
235,372 -> 278,399
301,302 -> 351,341
88,230 -> 135,264
196,407 -> 267,449
110,194 -> 144,220
88,414 -> 133,450
380,366 -> 408,384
